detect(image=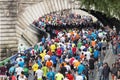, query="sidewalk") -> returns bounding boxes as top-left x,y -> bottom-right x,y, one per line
95,42 -> 118,80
